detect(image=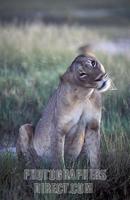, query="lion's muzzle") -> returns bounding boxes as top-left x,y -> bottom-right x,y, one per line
96,75 -> 111,92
